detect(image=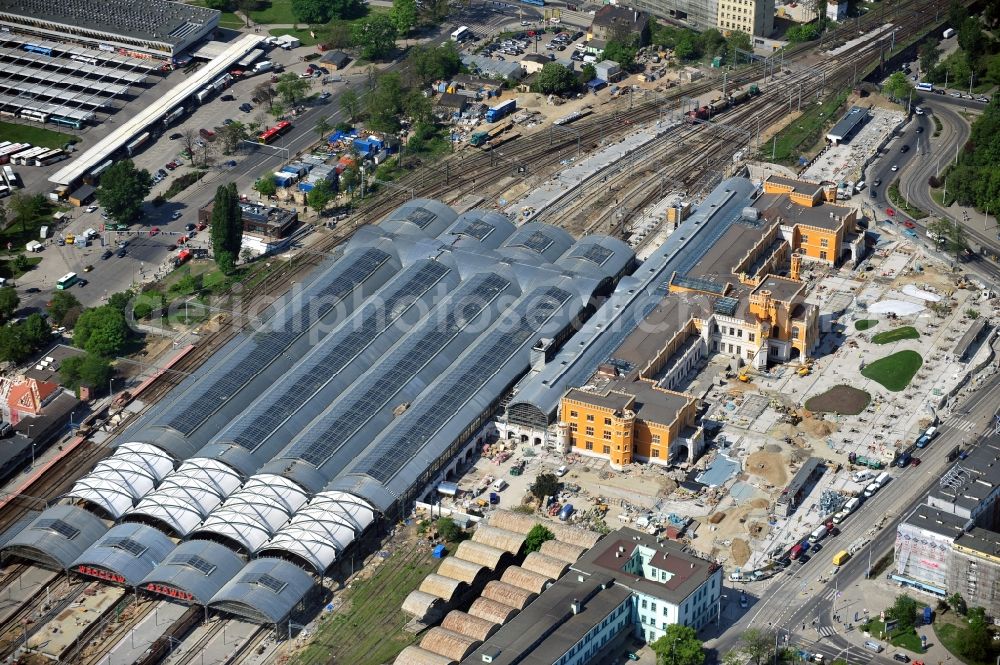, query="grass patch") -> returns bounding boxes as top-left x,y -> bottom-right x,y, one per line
163,171 -> 207,200
862,350 -> 923,391
862,620 -> 923,651
871,326 -> 920,344
268,27 -> 321,46
764,89 -> 848,164
0,256 -> 42,280
0,198 -> 56,248
887,182 -> 929,220
935,618 -> 1000,665
805,385 -> 871,415
293,539 -> 437,665
0,121 -> 78,149
932,115 -> 943,137
855,319 -> 878,331
249,0 -> 299,24
189,0 -> 244,28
